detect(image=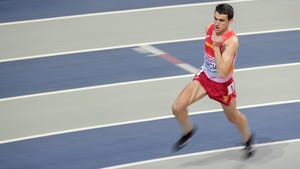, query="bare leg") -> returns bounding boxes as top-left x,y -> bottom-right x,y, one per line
222,98 -> 255,158
221,98 -> 251,142
172,80 -> 207,134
